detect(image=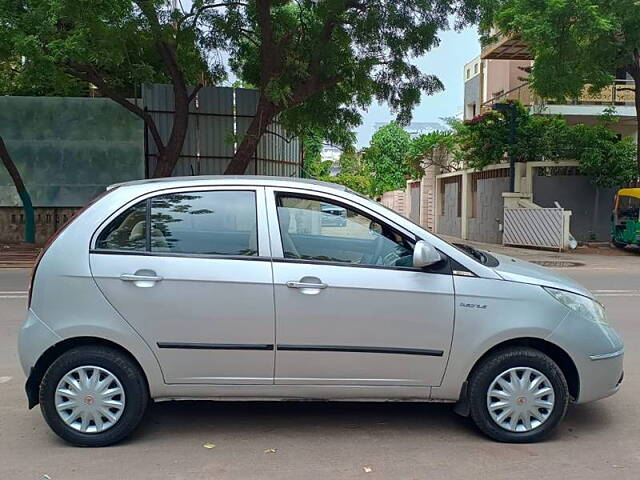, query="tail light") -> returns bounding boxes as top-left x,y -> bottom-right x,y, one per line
27,188 -> 116,309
